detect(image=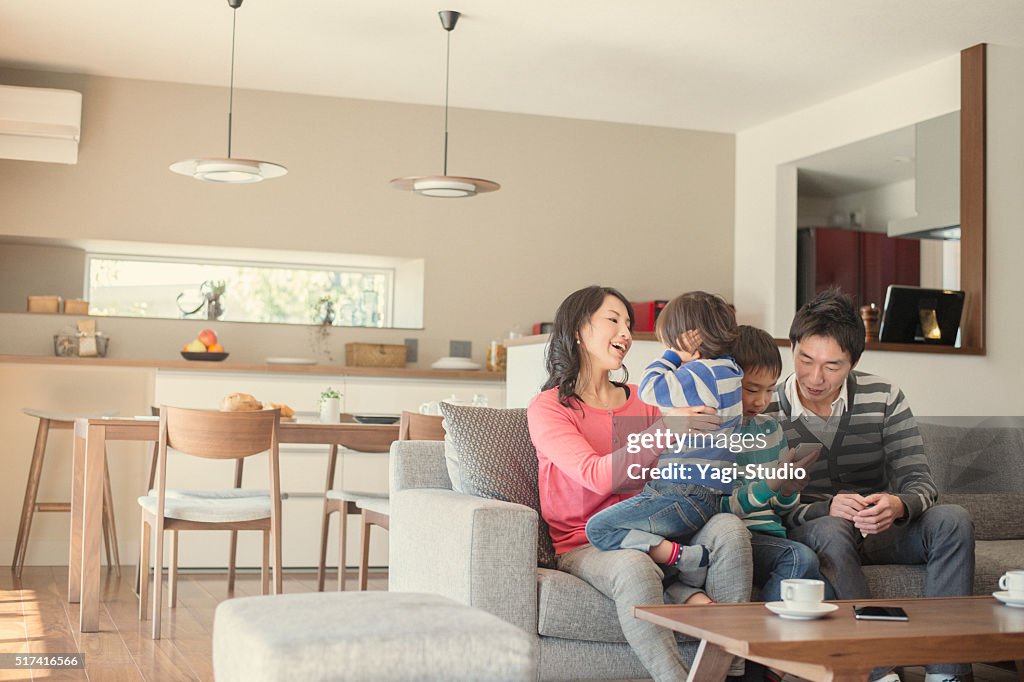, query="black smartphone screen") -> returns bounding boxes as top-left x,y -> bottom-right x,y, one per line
853,605 -> 909,621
